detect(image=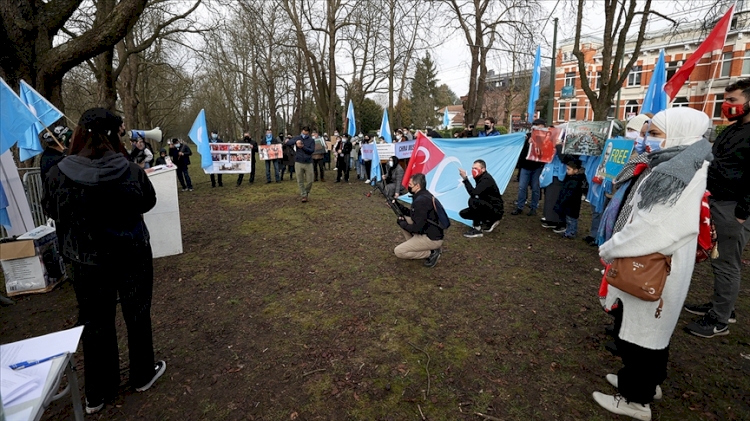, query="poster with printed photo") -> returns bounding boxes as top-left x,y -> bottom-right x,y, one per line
526,127 -> 561,163
205,143 -> 253,174
593,138 -> 634,183
259,144 -> 284,160
562,121 -> 614,156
